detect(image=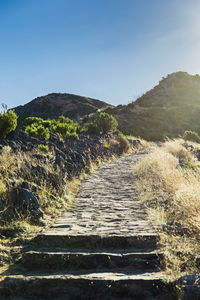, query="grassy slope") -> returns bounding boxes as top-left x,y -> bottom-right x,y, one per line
133,139 -> 200,279
106,72 -> 200,141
